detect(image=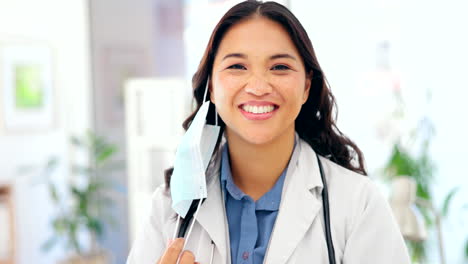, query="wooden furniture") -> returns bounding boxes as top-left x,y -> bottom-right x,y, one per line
0,184 -> 15,264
